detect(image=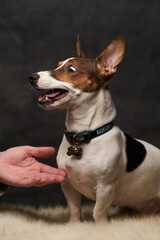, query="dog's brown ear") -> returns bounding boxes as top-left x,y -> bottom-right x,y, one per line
96,36 -> 126,78
76,35 -> 86,58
